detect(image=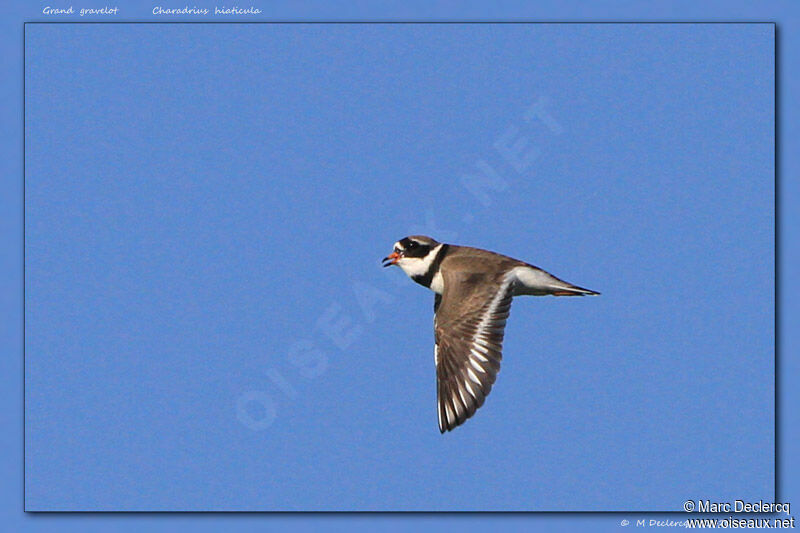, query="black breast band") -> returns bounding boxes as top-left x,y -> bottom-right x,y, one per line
412,244 -> 449,288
